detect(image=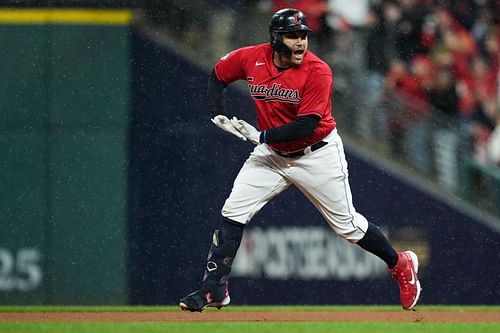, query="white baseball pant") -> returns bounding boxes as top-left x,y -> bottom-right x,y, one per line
221,129 -> 369,243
